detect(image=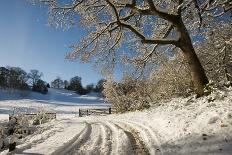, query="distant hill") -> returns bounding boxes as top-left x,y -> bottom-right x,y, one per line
0,88 -> 106,106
